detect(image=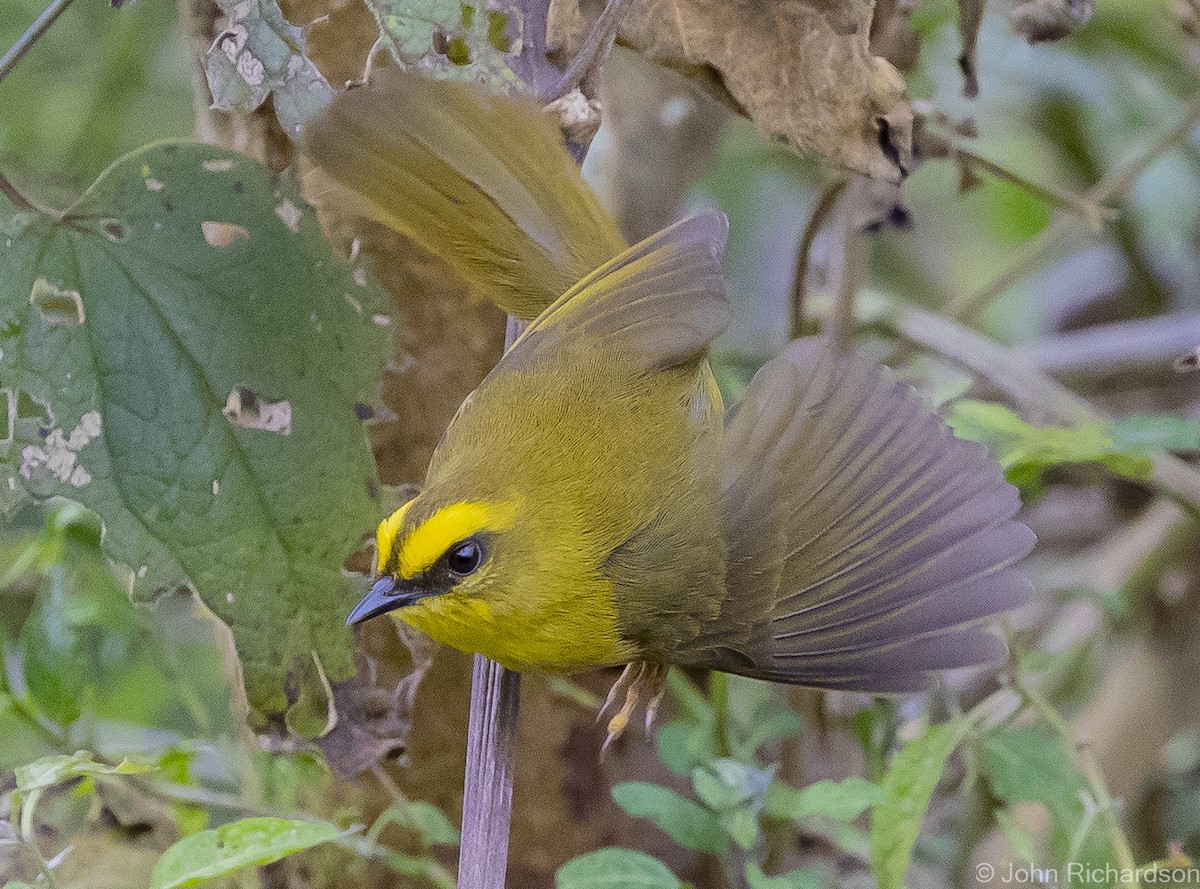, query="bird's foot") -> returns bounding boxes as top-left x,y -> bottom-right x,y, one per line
598,662 -> 667,755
